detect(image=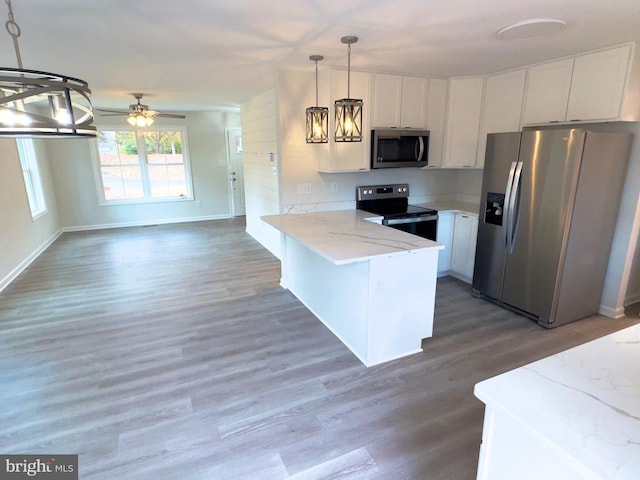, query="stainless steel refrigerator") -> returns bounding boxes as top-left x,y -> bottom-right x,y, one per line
472,126 -> 632,327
